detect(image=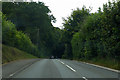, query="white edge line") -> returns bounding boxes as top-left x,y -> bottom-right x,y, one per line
81,61 -> 119,73
9,64 -> 29,77
9,60 -> 38,77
